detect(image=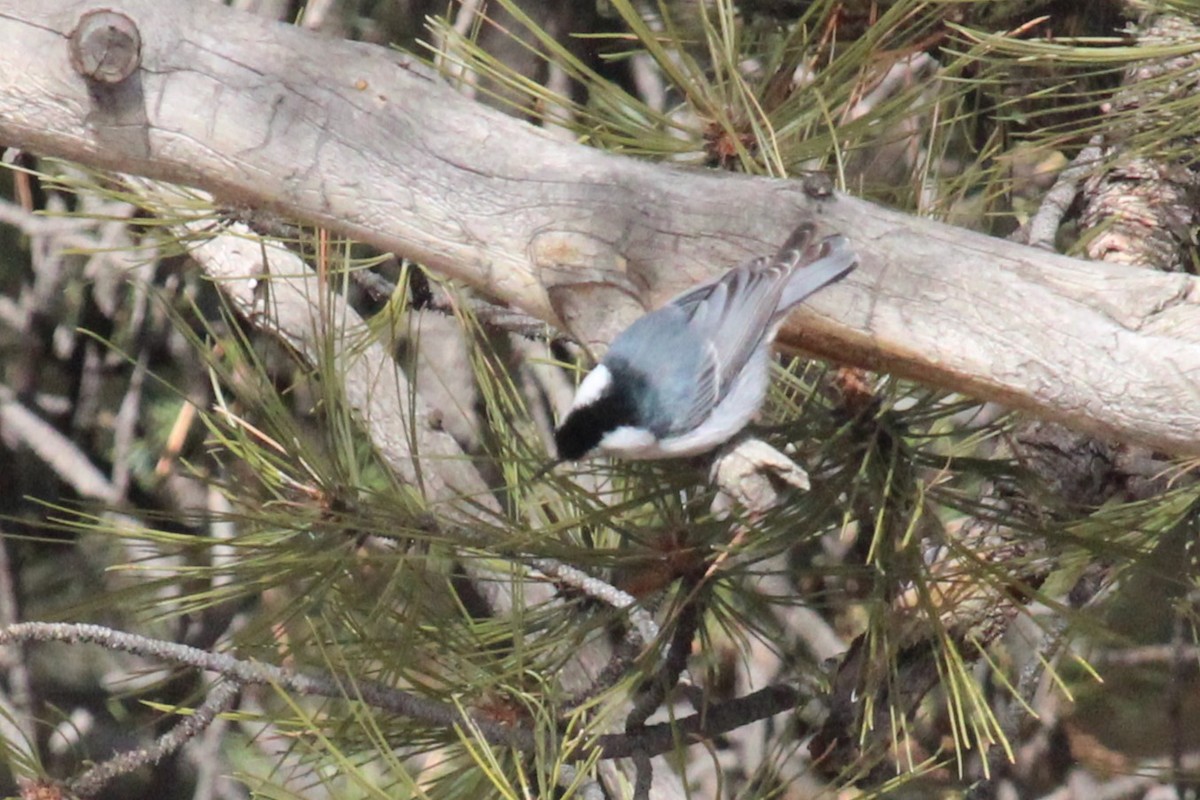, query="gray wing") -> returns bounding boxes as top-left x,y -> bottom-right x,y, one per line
669,224 -> 856,433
